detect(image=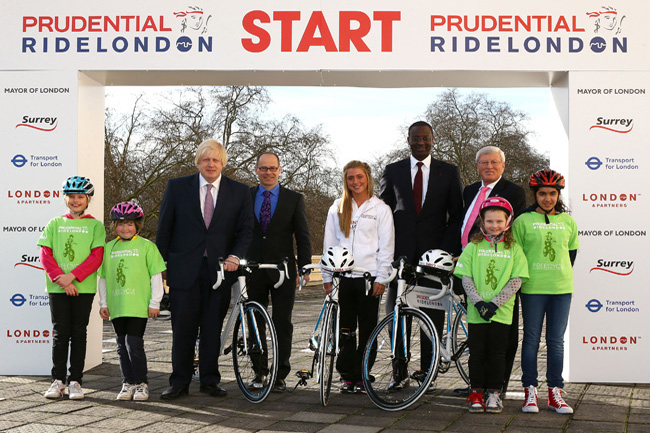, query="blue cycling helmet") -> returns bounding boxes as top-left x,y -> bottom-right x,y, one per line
62,176 -> 95,196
